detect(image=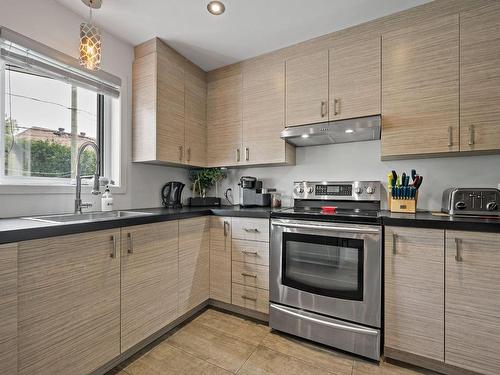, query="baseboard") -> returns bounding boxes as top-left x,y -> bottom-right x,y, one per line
209,299 -> 269,323
384,347 -> 481,375
92,300 -> 209,375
